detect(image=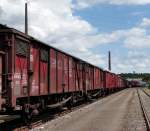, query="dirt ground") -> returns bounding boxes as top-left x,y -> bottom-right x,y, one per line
31,88 -> 146,131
